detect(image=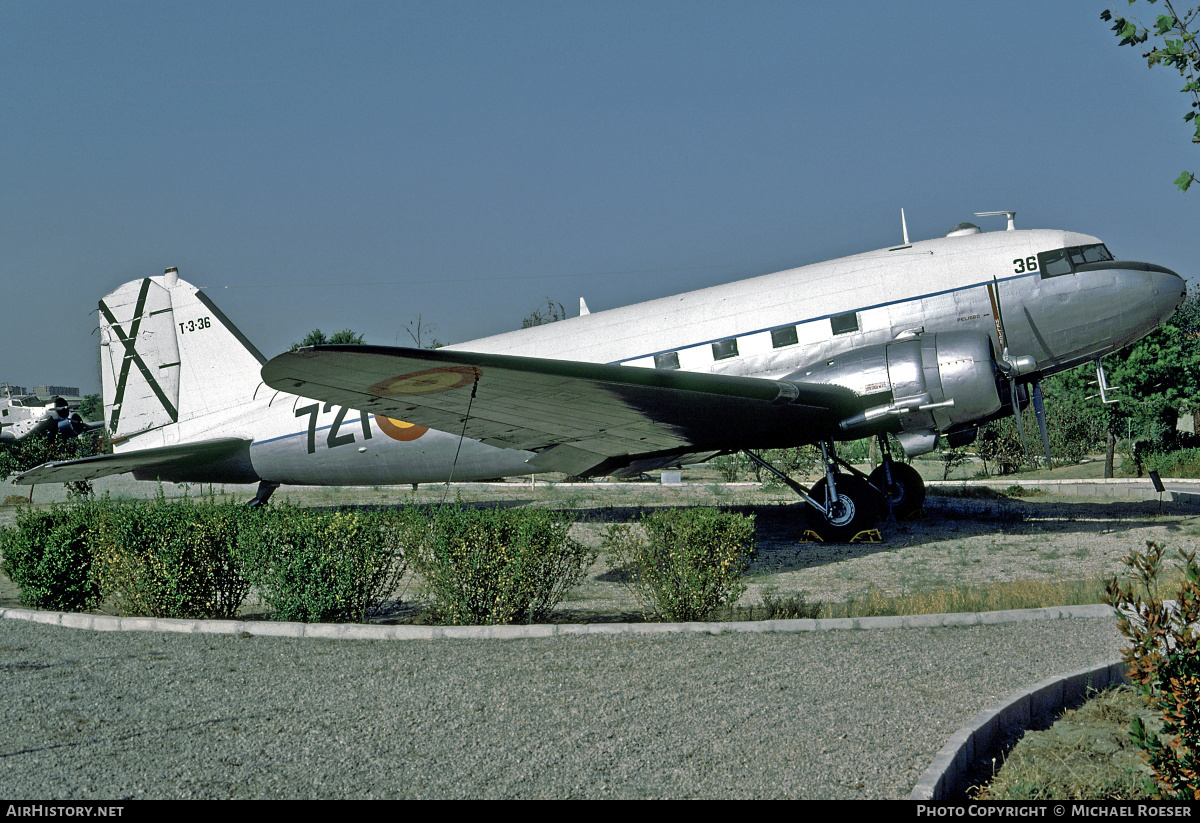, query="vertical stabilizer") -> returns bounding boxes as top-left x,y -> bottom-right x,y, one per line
99,269 -> 265,447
